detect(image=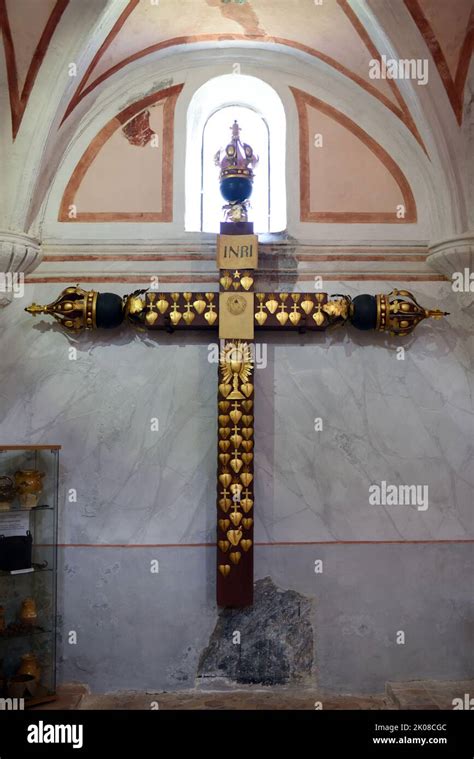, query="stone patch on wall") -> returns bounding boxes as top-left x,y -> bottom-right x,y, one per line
197,577 -> 314,686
